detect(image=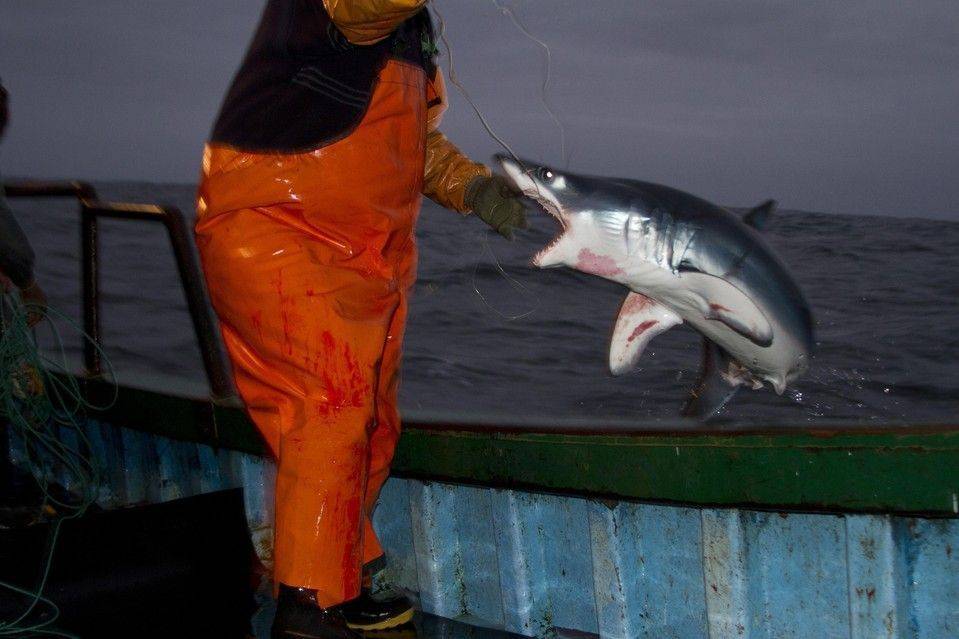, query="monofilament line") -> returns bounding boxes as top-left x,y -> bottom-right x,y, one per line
491,0 -> 569,168
470,230 -> 541,322
431,3 -> 524,165
432,1 -> 543,321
